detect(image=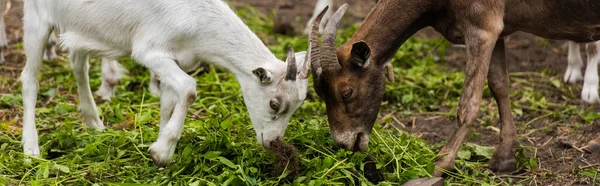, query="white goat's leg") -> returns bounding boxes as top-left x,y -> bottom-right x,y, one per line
96,58 -> 126,101
148,70 -> 162,97
70,50 -> 105,129
564,41 -> 584,83
21,13 -> 53,156
303,0 -> 333,35
158,82 -> 176,128
42,32 -> 58,60
0,0 -> 7,64
581,41 -> 600,104
140,53 -> 197,166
